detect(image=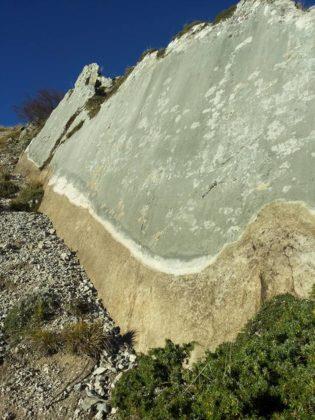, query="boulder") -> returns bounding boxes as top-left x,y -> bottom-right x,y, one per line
18,0 -> 315,355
